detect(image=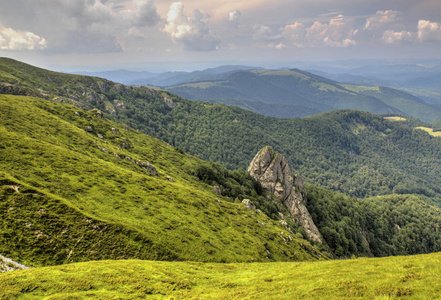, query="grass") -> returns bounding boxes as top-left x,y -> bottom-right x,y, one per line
0,94 -> 324,266
384,116 -> 407,122
341,84 -> 381,93
177,82 -> 220,89
252,69 -> 310,79
415,126 -> 441,137
1,252 -> 440,299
